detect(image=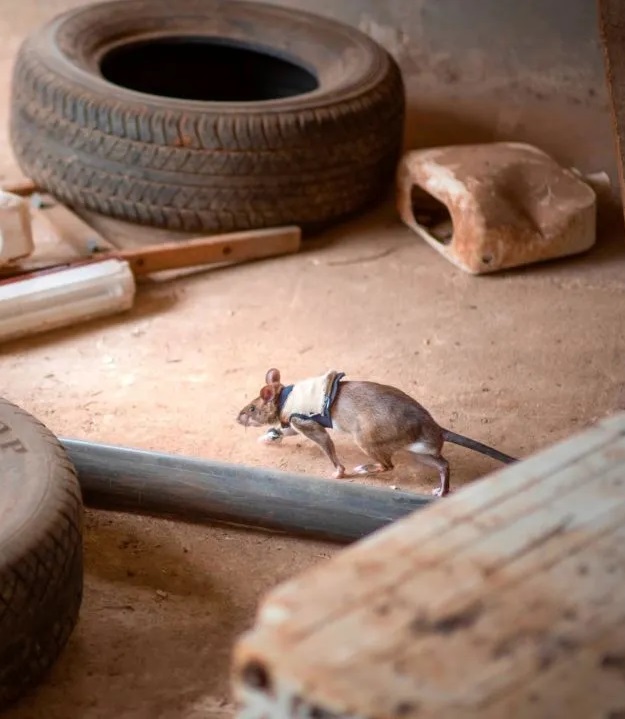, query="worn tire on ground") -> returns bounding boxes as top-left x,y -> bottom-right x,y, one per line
9,0 -> 405,234
0,398 -> 83,710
